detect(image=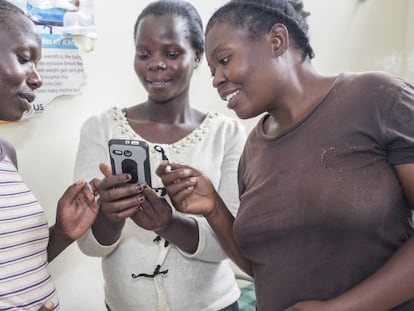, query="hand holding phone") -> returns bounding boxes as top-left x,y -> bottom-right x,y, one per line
108,139 -> 152,186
